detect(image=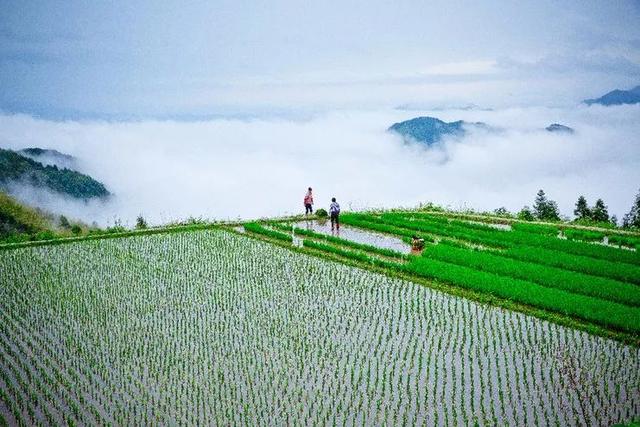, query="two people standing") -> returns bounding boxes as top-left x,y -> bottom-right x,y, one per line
303,188 -> 341,231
